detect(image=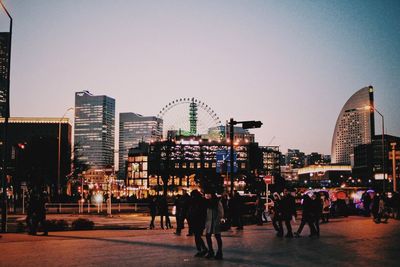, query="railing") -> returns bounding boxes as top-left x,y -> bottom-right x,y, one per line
44,202 -> 150,214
